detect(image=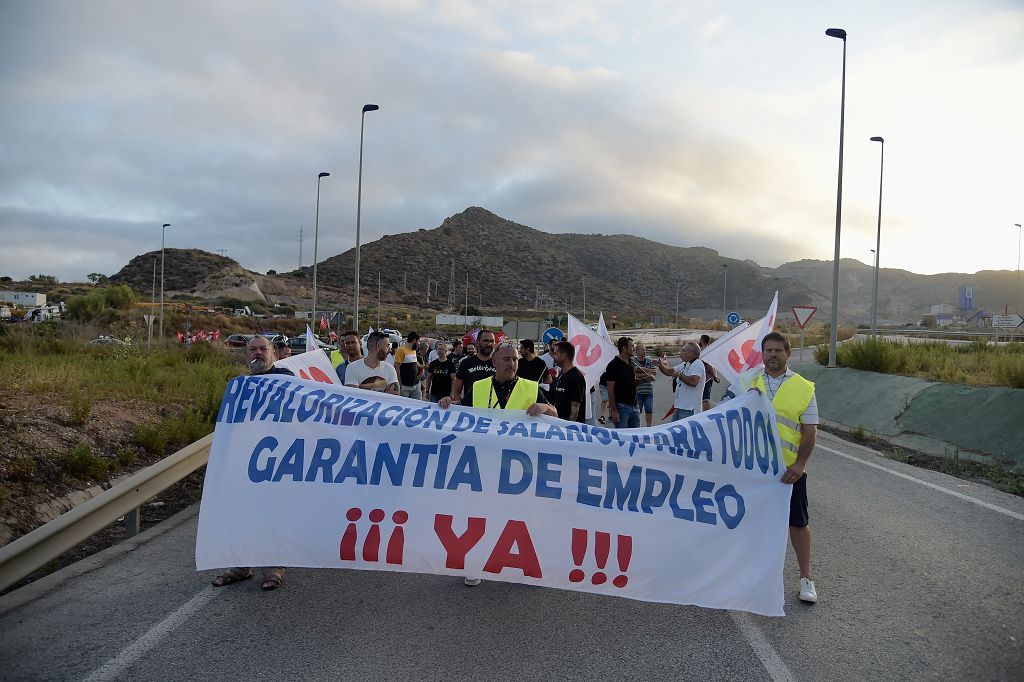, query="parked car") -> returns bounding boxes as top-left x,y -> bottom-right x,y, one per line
224,333 -> 254,348
88,335 -> 128,346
